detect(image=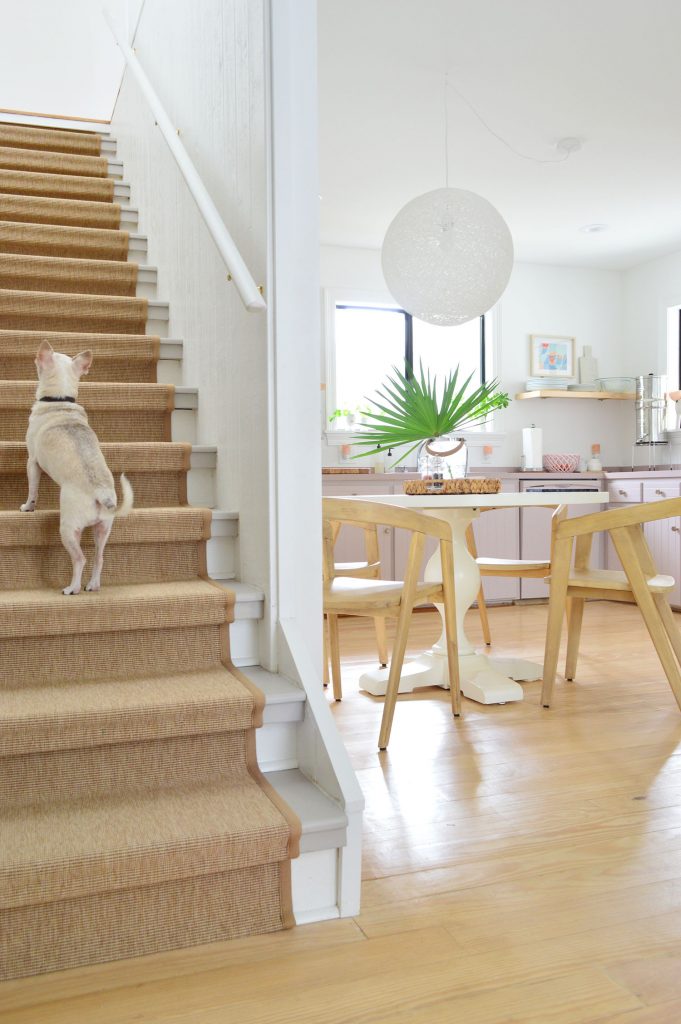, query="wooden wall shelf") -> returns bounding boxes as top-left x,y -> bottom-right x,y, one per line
515,390 -> 636,401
